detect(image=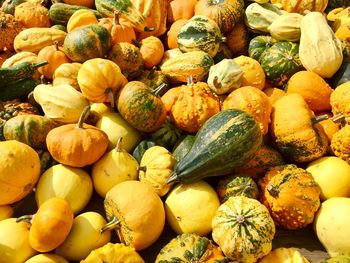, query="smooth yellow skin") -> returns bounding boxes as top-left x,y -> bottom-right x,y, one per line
0,218 -> 37,263
306,156 -> 350,200
35,164 -> 93,214
96,111 -> 141,152
25,254 -> 68,263
314,197 -> 350,257
89,102 -> 111,118
55,212 -> 111,261
0,205 -> 14,220
259,247 -> 310,262
165,180 -> 220,236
